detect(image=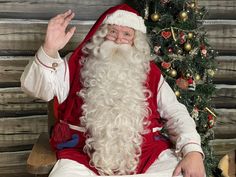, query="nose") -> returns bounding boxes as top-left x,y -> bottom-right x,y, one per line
115,32 -> 123,44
